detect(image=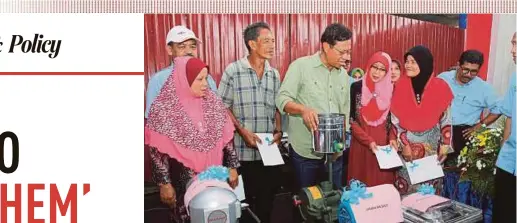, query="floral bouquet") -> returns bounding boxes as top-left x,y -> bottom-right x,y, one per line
456,127 -> 503,197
